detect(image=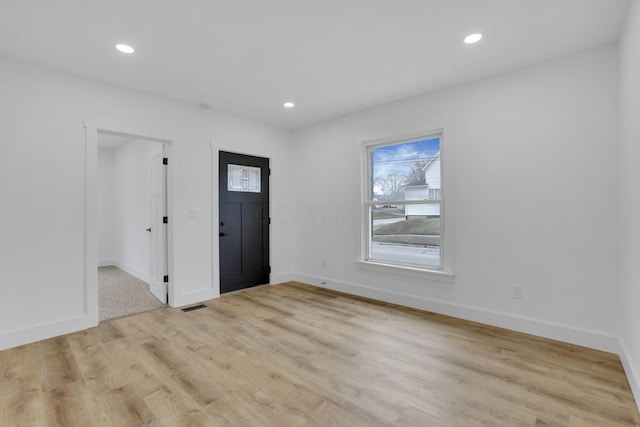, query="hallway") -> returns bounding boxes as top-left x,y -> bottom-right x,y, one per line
98,266 -> 164,321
